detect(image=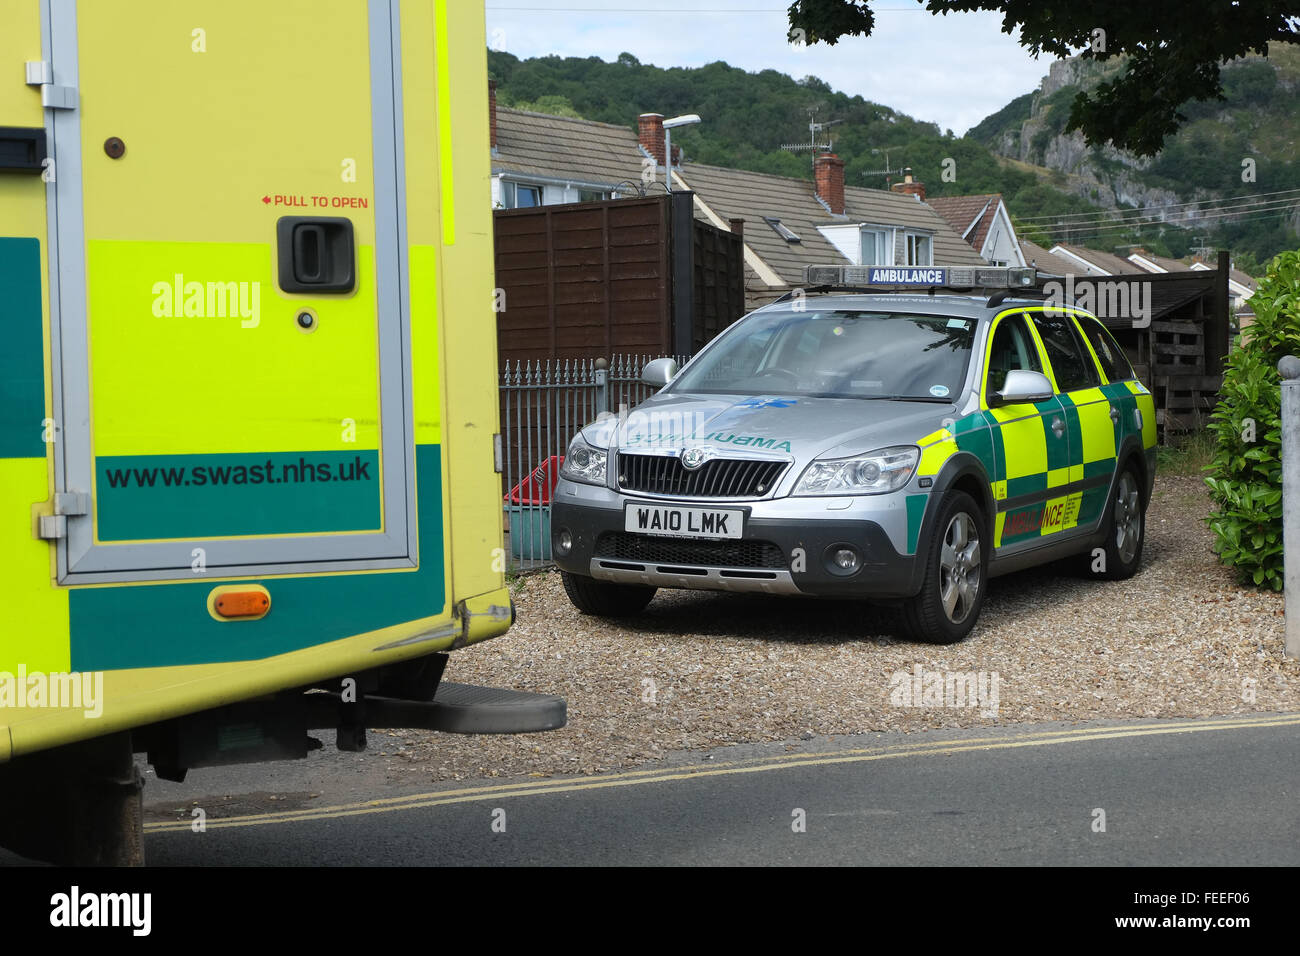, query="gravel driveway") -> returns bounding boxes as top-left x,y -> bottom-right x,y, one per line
389,474 -> 1298,780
